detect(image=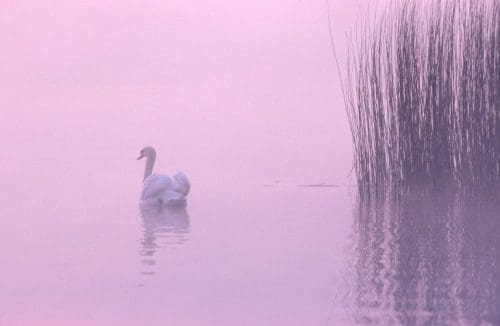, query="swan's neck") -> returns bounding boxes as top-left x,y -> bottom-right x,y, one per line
143,155 -> 156,181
